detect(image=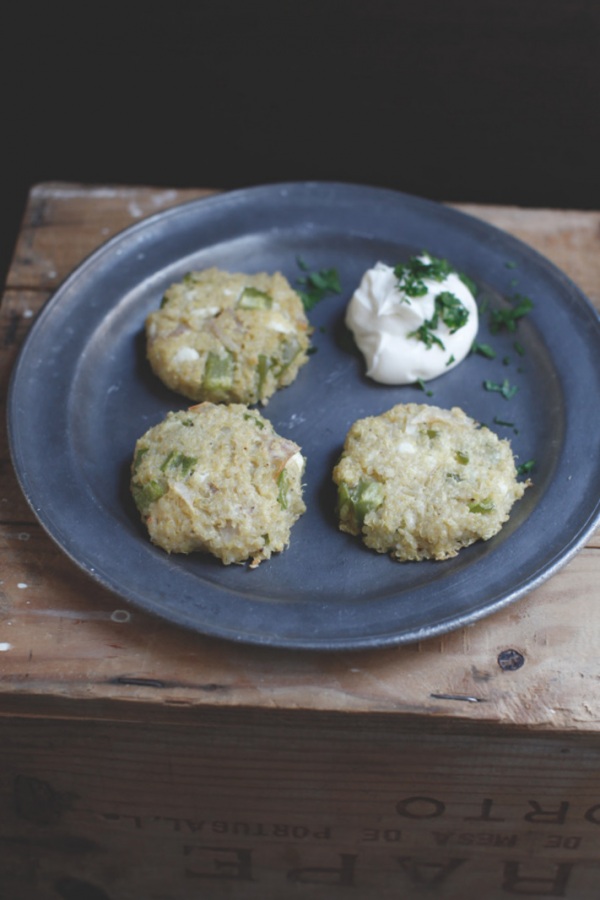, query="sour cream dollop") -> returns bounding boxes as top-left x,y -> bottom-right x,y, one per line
346,256 -> 478,384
